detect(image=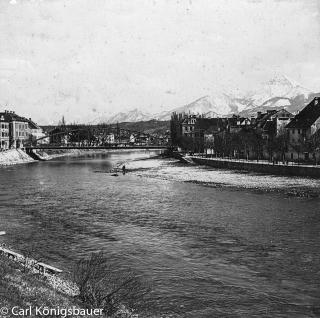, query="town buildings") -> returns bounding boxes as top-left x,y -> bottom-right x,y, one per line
0,114 -> 10,150
286,97 -> 320,161
170,97 -> 320,163
0,110 -> 44,150
106,133 -> 115,144
28,119 -> 46,143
